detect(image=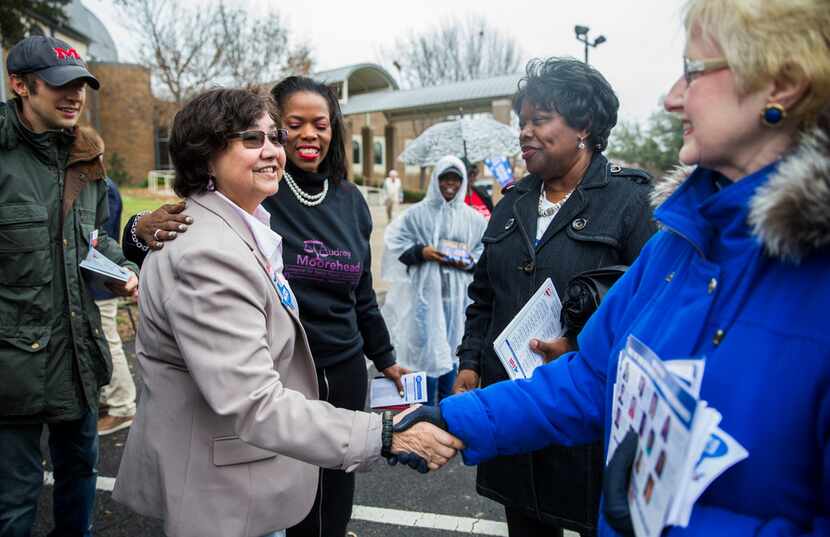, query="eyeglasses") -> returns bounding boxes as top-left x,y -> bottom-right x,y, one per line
683,56 -> 729,85
226,129 -> 288,149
